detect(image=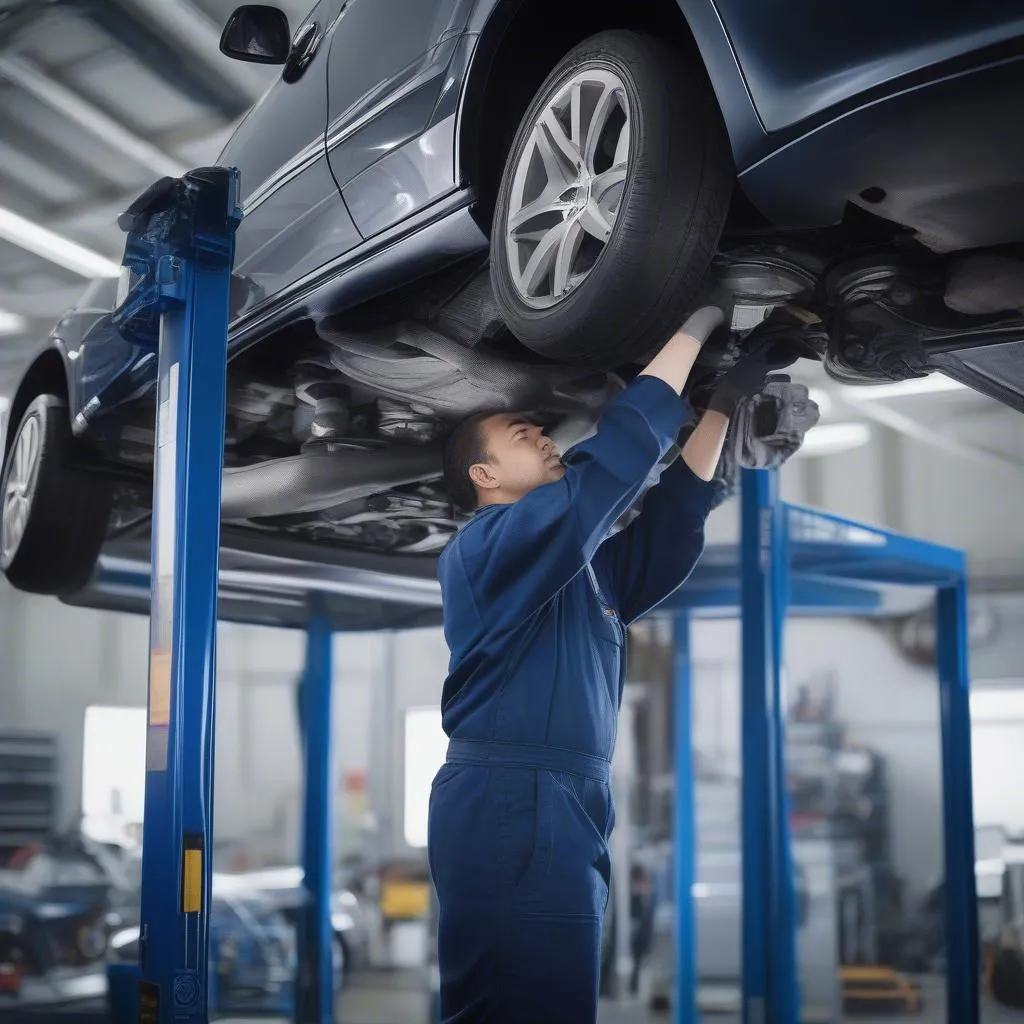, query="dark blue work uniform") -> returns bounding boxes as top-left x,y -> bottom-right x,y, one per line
428,376 -> 716,1022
